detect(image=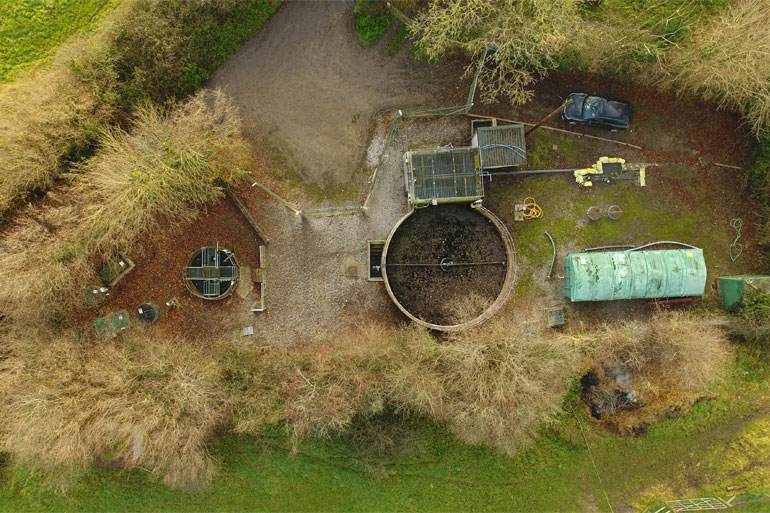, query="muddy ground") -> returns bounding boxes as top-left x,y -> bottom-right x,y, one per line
209,0 -> 459,200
